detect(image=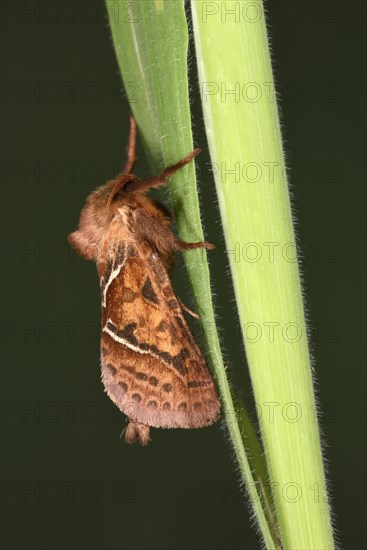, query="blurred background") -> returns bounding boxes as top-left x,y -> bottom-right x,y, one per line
1,1 -> 365,549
